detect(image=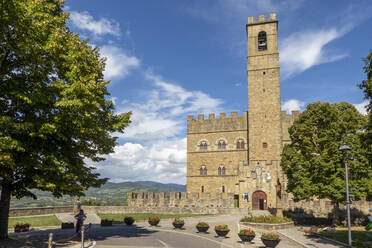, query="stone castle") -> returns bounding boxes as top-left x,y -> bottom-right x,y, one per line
128,13 -> 298,213
186,13 -> 297,212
